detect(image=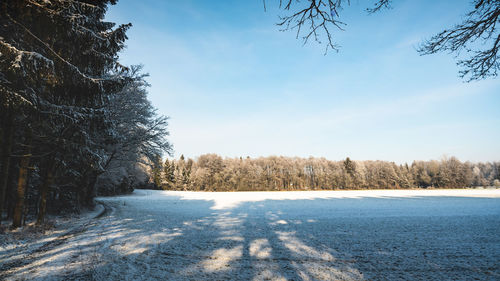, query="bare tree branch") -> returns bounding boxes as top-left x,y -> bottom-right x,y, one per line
276,1 -> 394,54
418,0 -> 500,81
277,0 -> 498,81
367,0 -> 391,14
277,0 -> 351,53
